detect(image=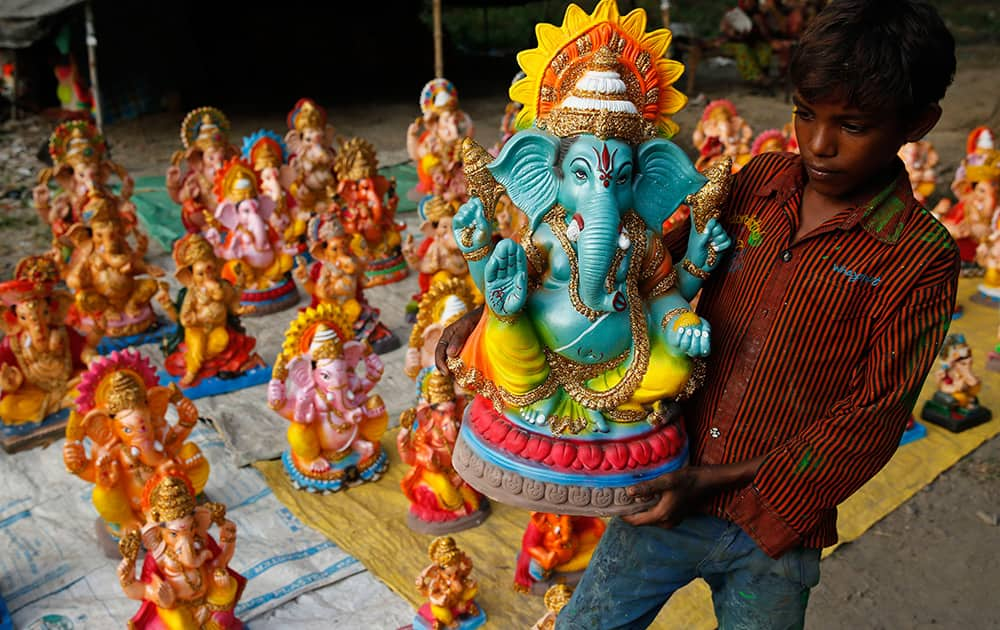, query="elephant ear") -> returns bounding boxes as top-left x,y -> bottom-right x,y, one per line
215,202 -> 239,230
633,139 -> 707,232
342,340 -> 366,368
487,129 -> 560,230
286,356 -> 313,392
